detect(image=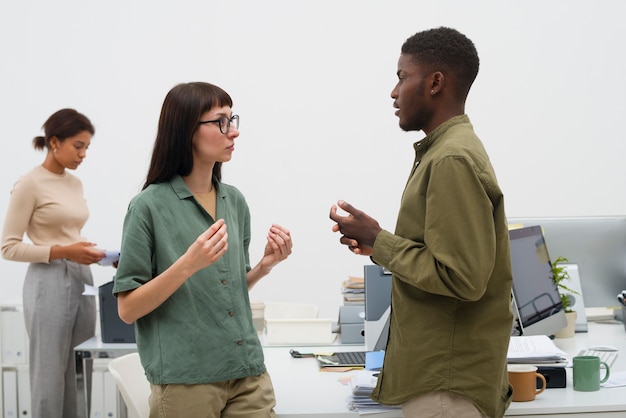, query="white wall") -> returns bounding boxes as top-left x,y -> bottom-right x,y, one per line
1,0 -> 625,318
